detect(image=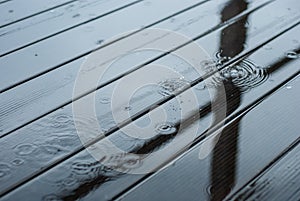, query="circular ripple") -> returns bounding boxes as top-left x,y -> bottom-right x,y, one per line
286,51 -> 299,59
11,158 -> 24,166
220,60 -> 269,92
155,123 -> 177,135
14,143 -> 37,156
